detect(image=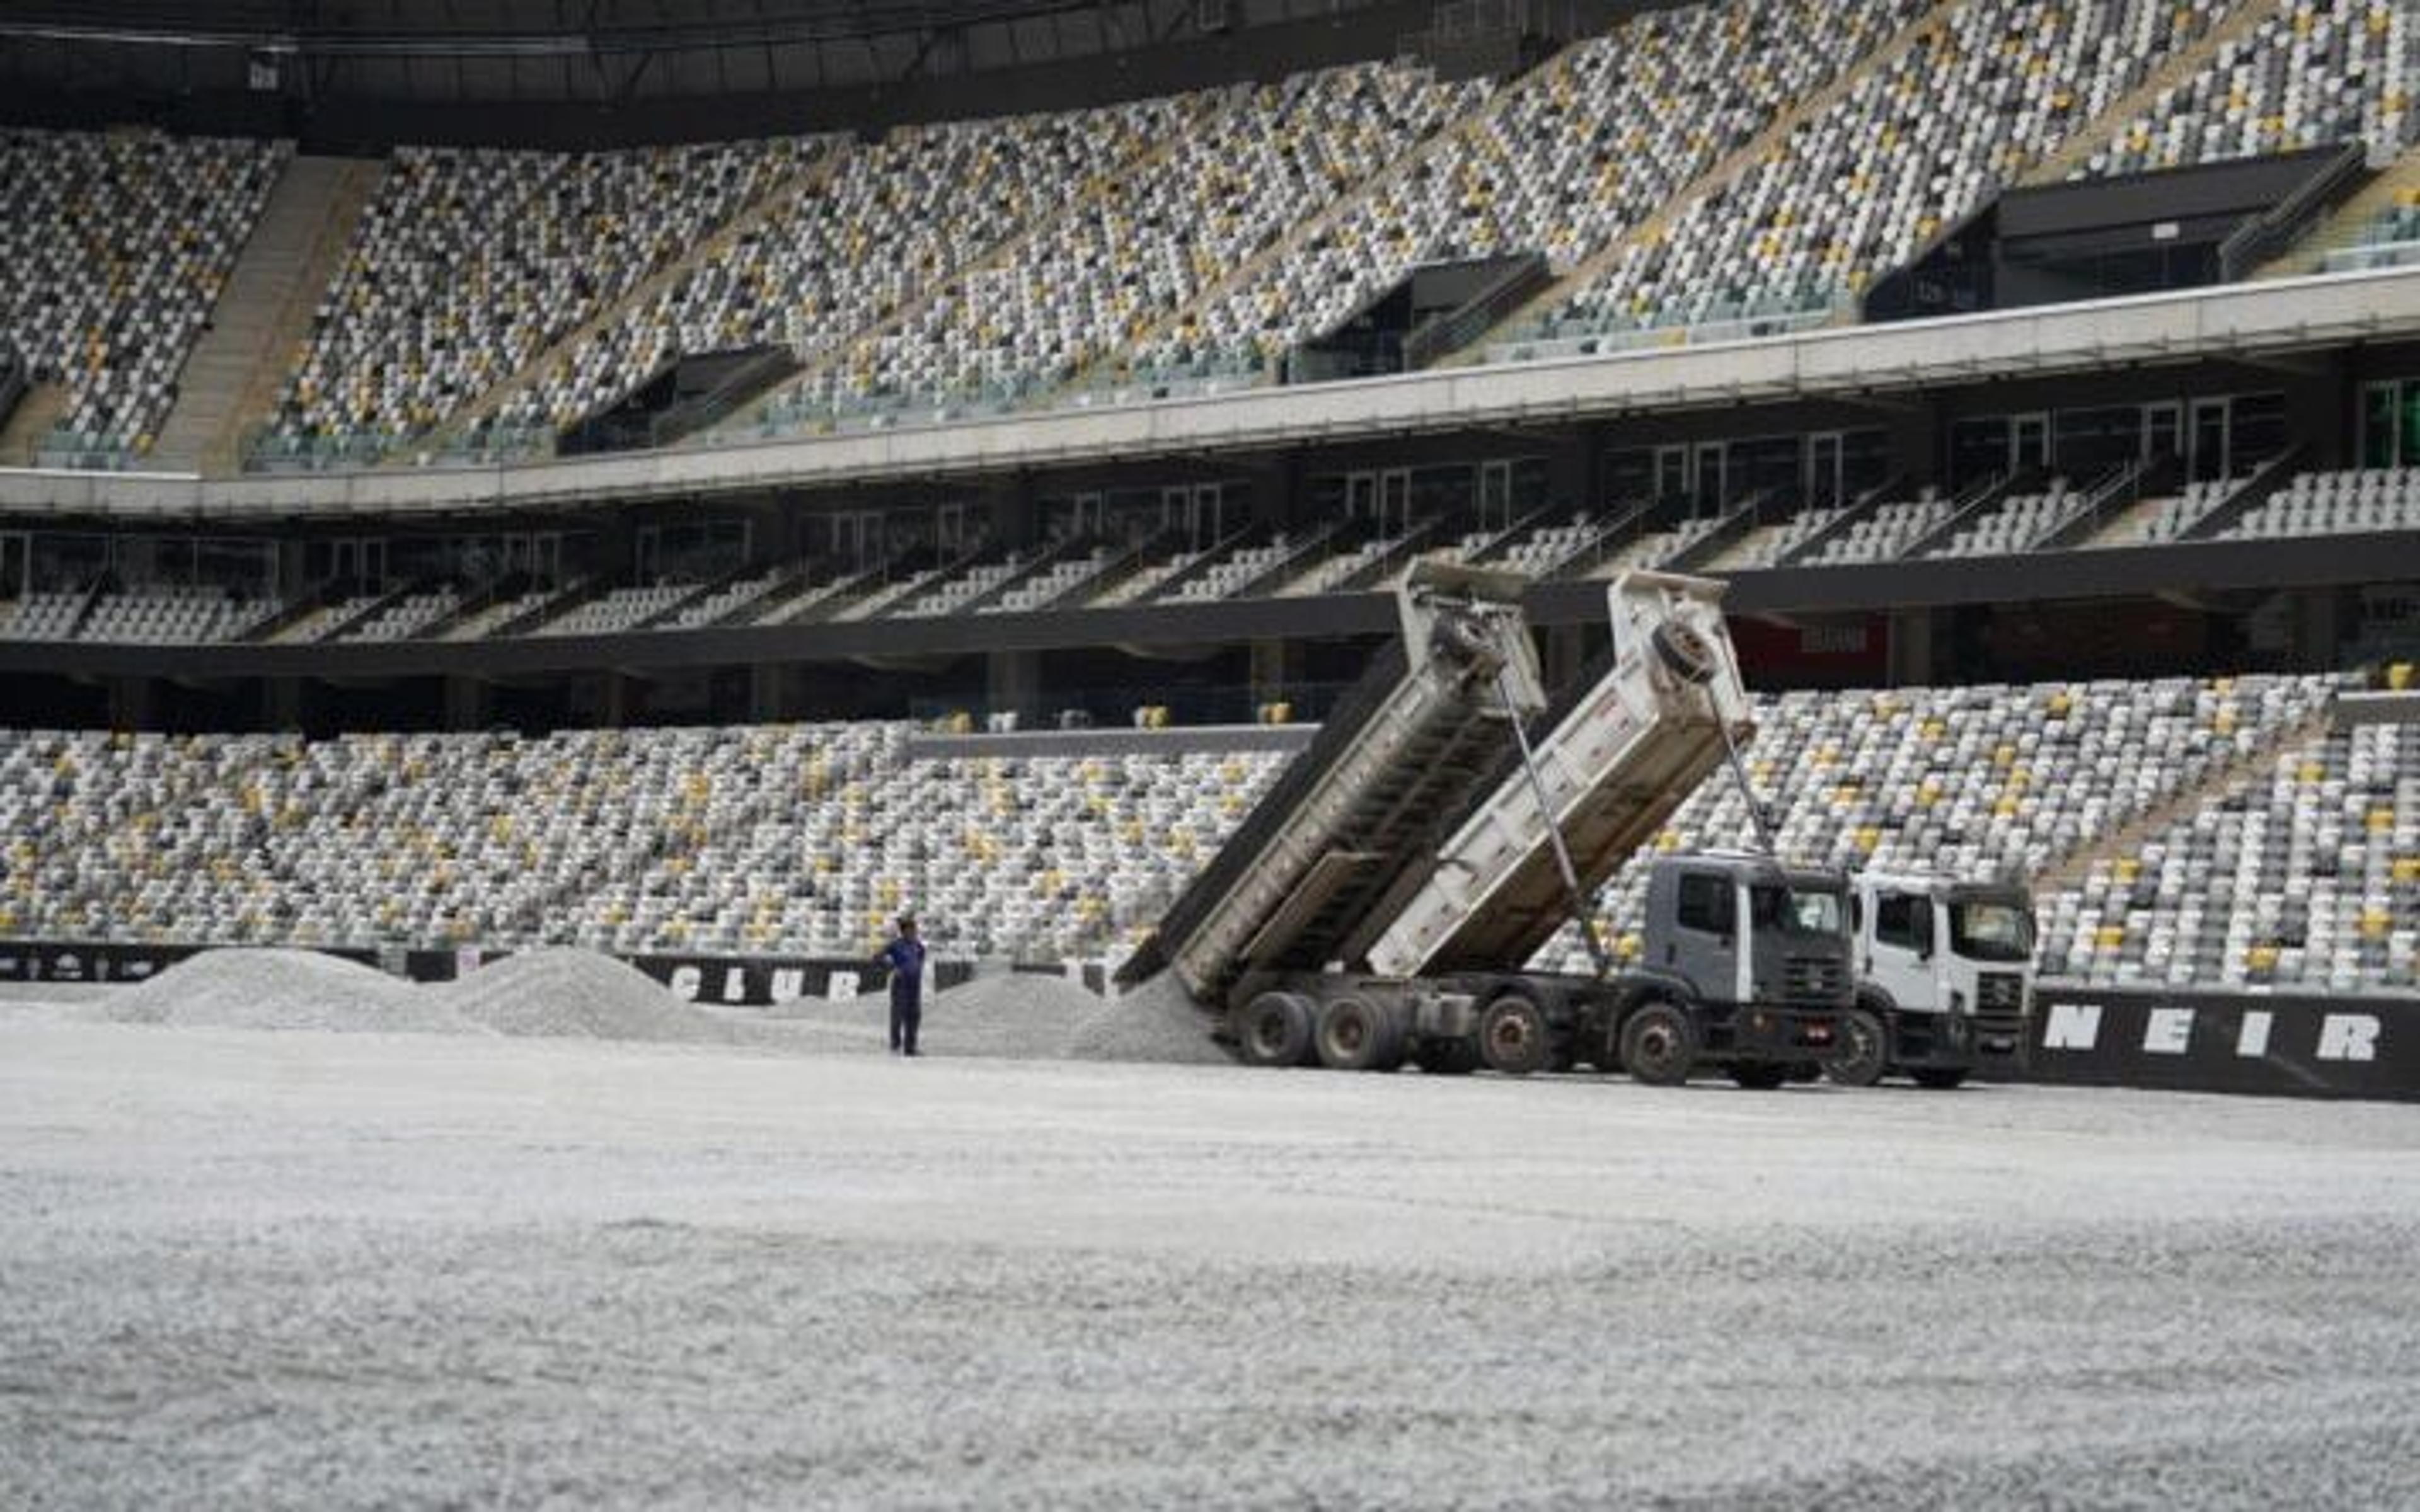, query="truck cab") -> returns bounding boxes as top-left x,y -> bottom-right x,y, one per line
1827,871 -> 2036,1089
1613,852 -> 1852,1087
